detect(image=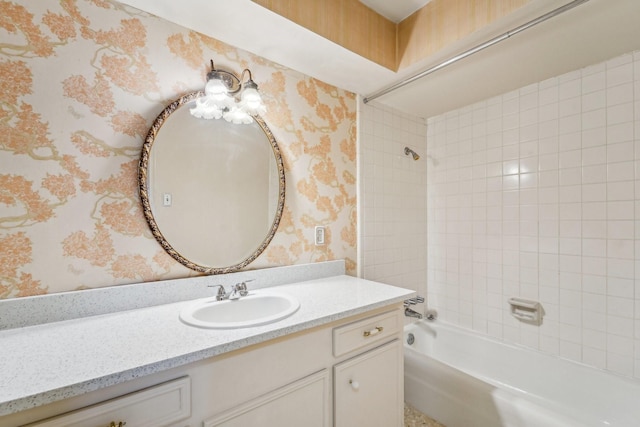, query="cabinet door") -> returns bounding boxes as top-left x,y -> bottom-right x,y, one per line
203,370 -> 330,427
334,340 -> 403,427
